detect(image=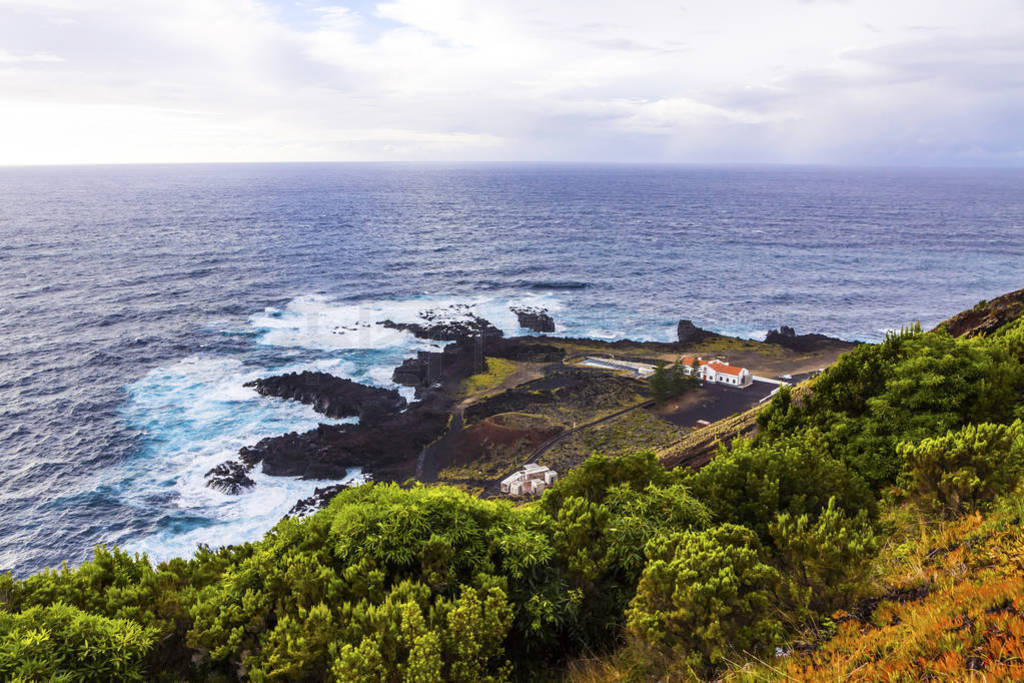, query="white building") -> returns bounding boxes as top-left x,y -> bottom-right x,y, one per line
680,356 -> 753,388
501,463 -> 558,496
